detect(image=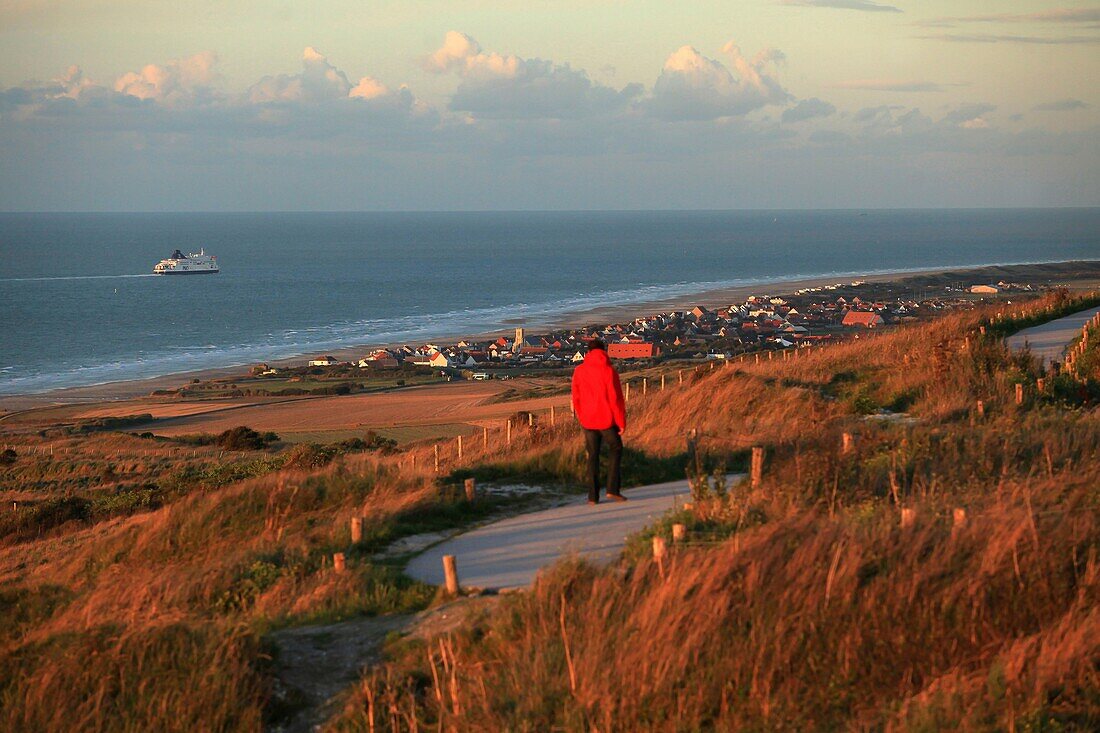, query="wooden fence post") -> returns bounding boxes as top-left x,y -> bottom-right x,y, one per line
900,508 -> 915,529
528,412 -> 534,427
755,353 -> 760,364
333,552 -> 346,573
643,377 -> 648,396
625,382 -> 630,402
457,435 -> 463,459
484,426 -> 489,446
1015,383 -> 1024,405
671,523 -> 686,543
678,370 -> 683,385
442,555 -> 459,596
506,420 -> 512,446
952,508 -> 967,532
976,400 -> 985,418
550,405 -> 556,426
464,478 -> 477,502
434,444 -> 440,473
661,374 -> 666,391
350,517 -> 363,544
751,446 -> 764,488
652,536 -> 667,578
842,432 -> 853,454
686,428 -> 698,461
